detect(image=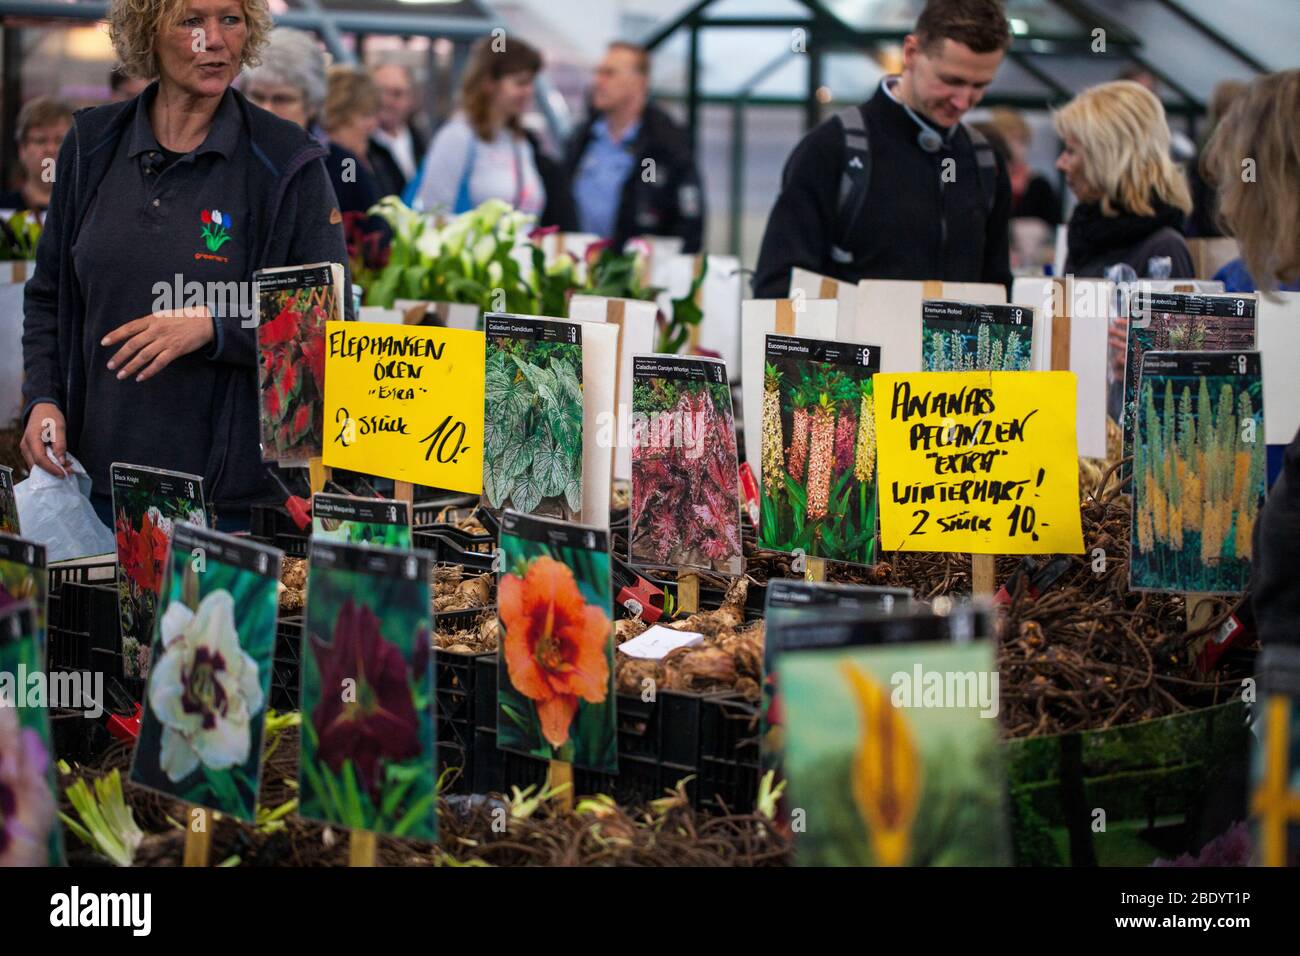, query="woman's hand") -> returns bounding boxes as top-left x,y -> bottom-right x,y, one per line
102,308 -> 216,382
20,402 -> 70,478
